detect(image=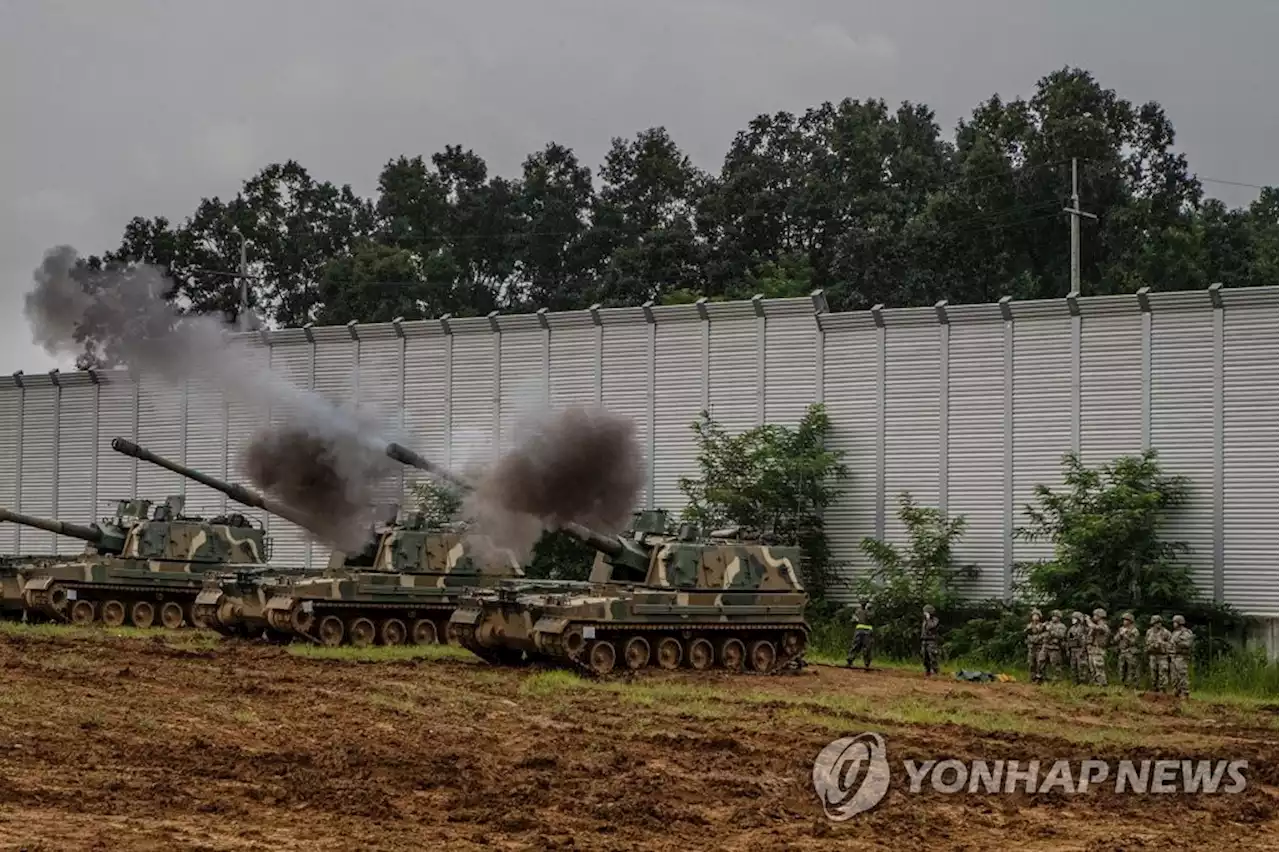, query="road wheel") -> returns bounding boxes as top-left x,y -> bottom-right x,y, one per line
318,615 -> 344,647
160,602 -> 185,629
781,630 -> 806,658
379,618 -> 407,646
687,638 -> 714,671
348,617 -> 376,648
69,600 -> 96,626
101,600 -> 127,628
624,636 -> 651,670
719,638 -> 745,671
410,619 -> 437,646
588,640 -> 617,675
749,639 -> 777,673
656,637 -> 683,670
130,601 -> 155,629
